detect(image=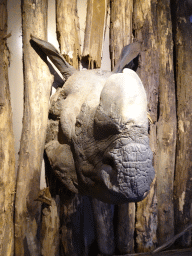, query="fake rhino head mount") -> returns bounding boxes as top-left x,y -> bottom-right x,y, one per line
31,36 -> 155,204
